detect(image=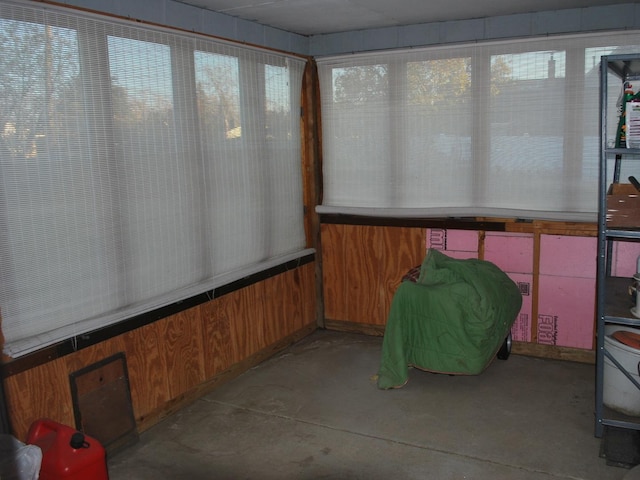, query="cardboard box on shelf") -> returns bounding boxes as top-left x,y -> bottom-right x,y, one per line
607,183 -> 640,228
626,101 -> 640,149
